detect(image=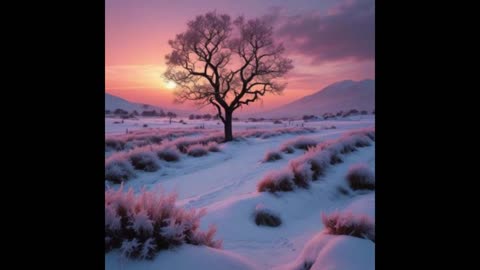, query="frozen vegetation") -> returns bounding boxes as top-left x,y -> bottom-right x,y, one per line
105,116 -> 375,269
